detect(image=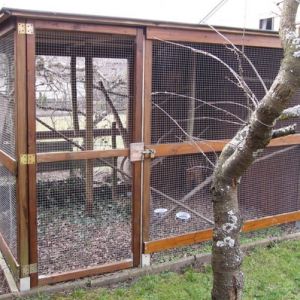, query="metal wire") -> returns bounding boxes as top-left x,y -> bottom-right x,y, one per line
0,32 -> 15,158
0,164 -> 17,259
